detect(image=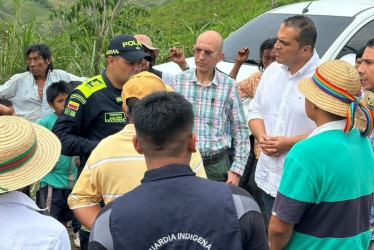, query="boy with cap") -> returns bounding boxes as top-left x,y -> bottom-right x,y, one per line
0,116 -> 70,249
53,33 -> 152,249
68,71 -> 207,230
269,60 -> 374,249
